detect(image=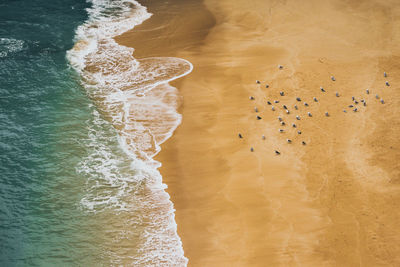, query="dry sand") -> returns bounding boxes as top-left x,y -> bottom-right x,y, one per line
118,0 -> 400,265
